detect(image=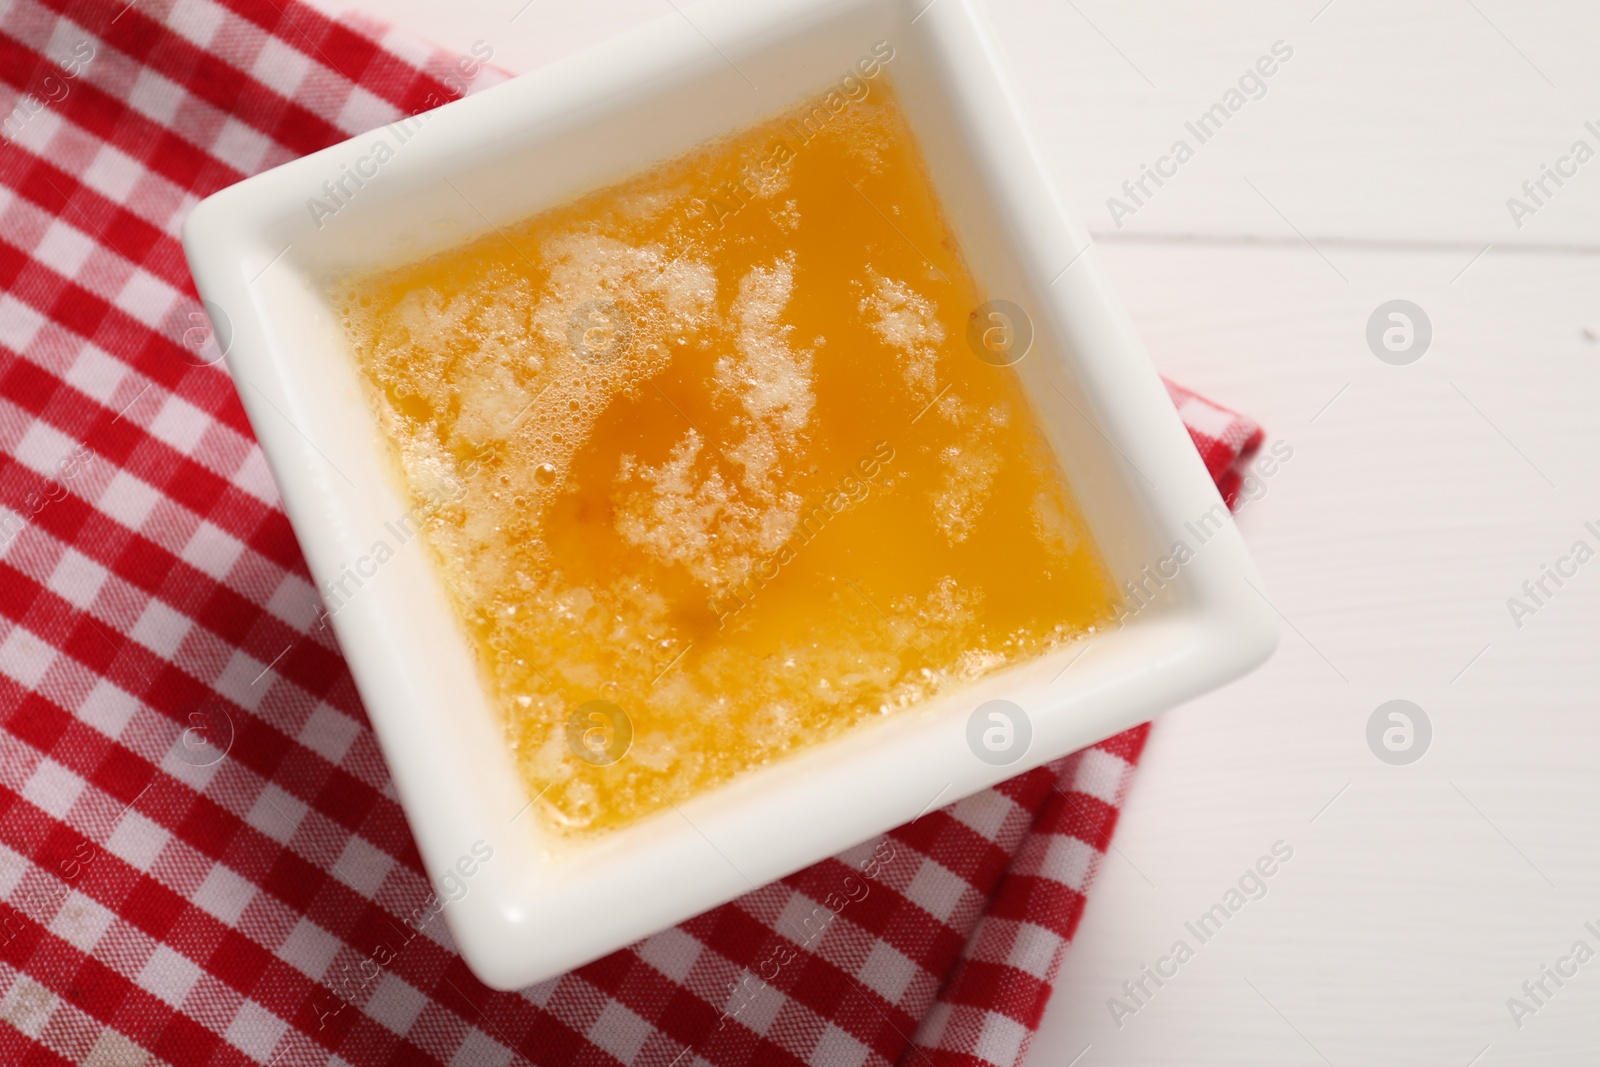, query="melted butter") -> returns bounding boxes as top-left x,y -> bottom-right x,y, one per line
332,79 -> 1117,836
